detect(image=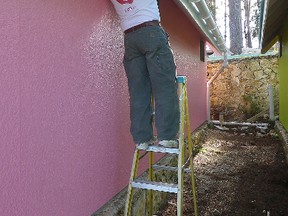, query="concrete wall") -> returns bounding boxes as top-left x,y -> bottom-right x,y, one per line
207,54 -> 279,121
279,16 -> 288,131
0,0 -> 208,215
